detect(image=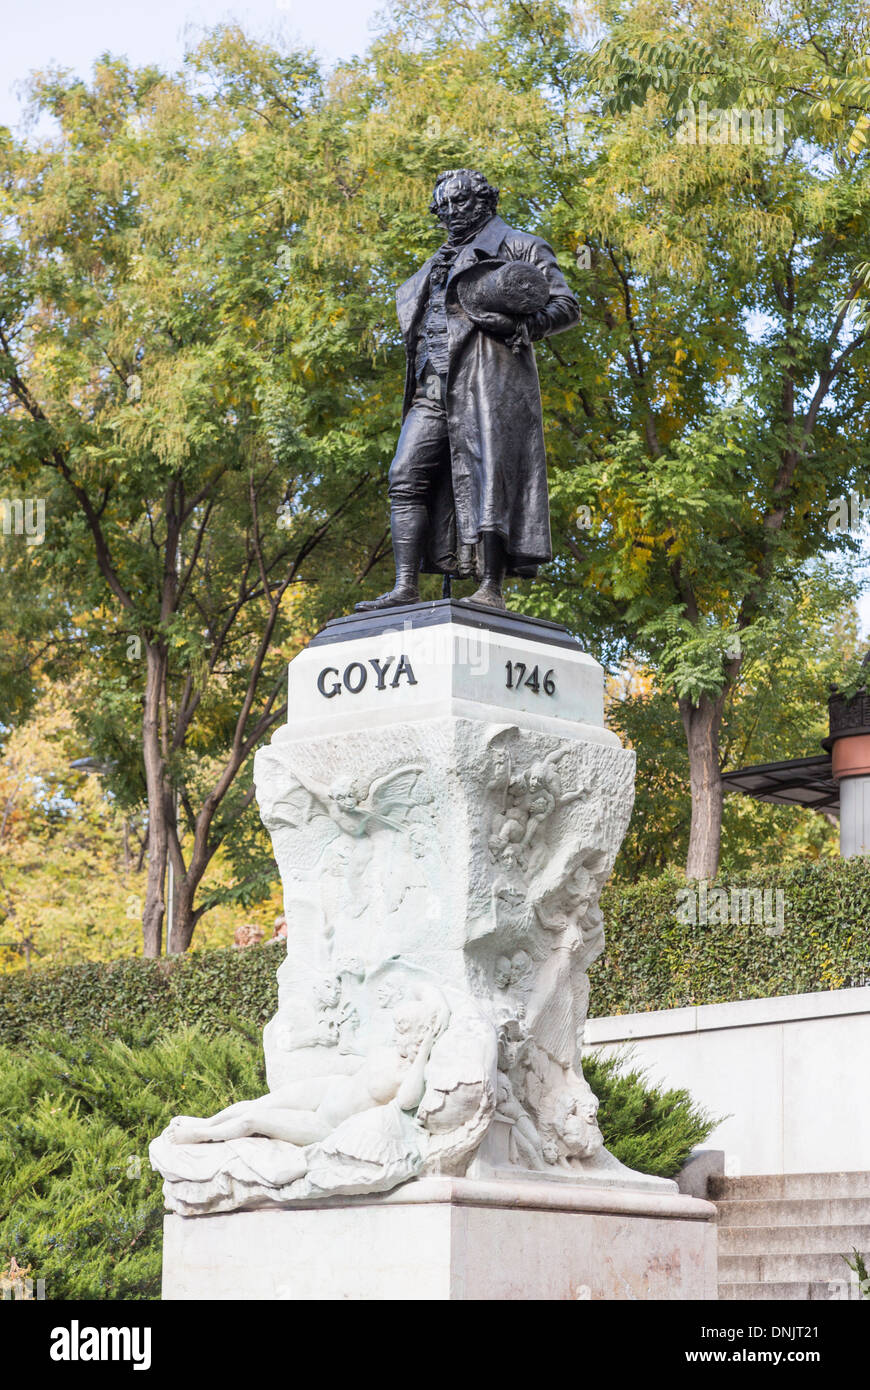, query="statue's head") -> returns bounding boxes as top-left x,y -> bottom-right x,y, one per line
314,974 -> 341,1008
551,1088 -> 603,1160
392,997 -> 442,1058
430,169 -> 499,241
497,1017 -> 524,1072
509,949 -> 532,985
494,955 -> 513,989
328,775 -> 362,811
